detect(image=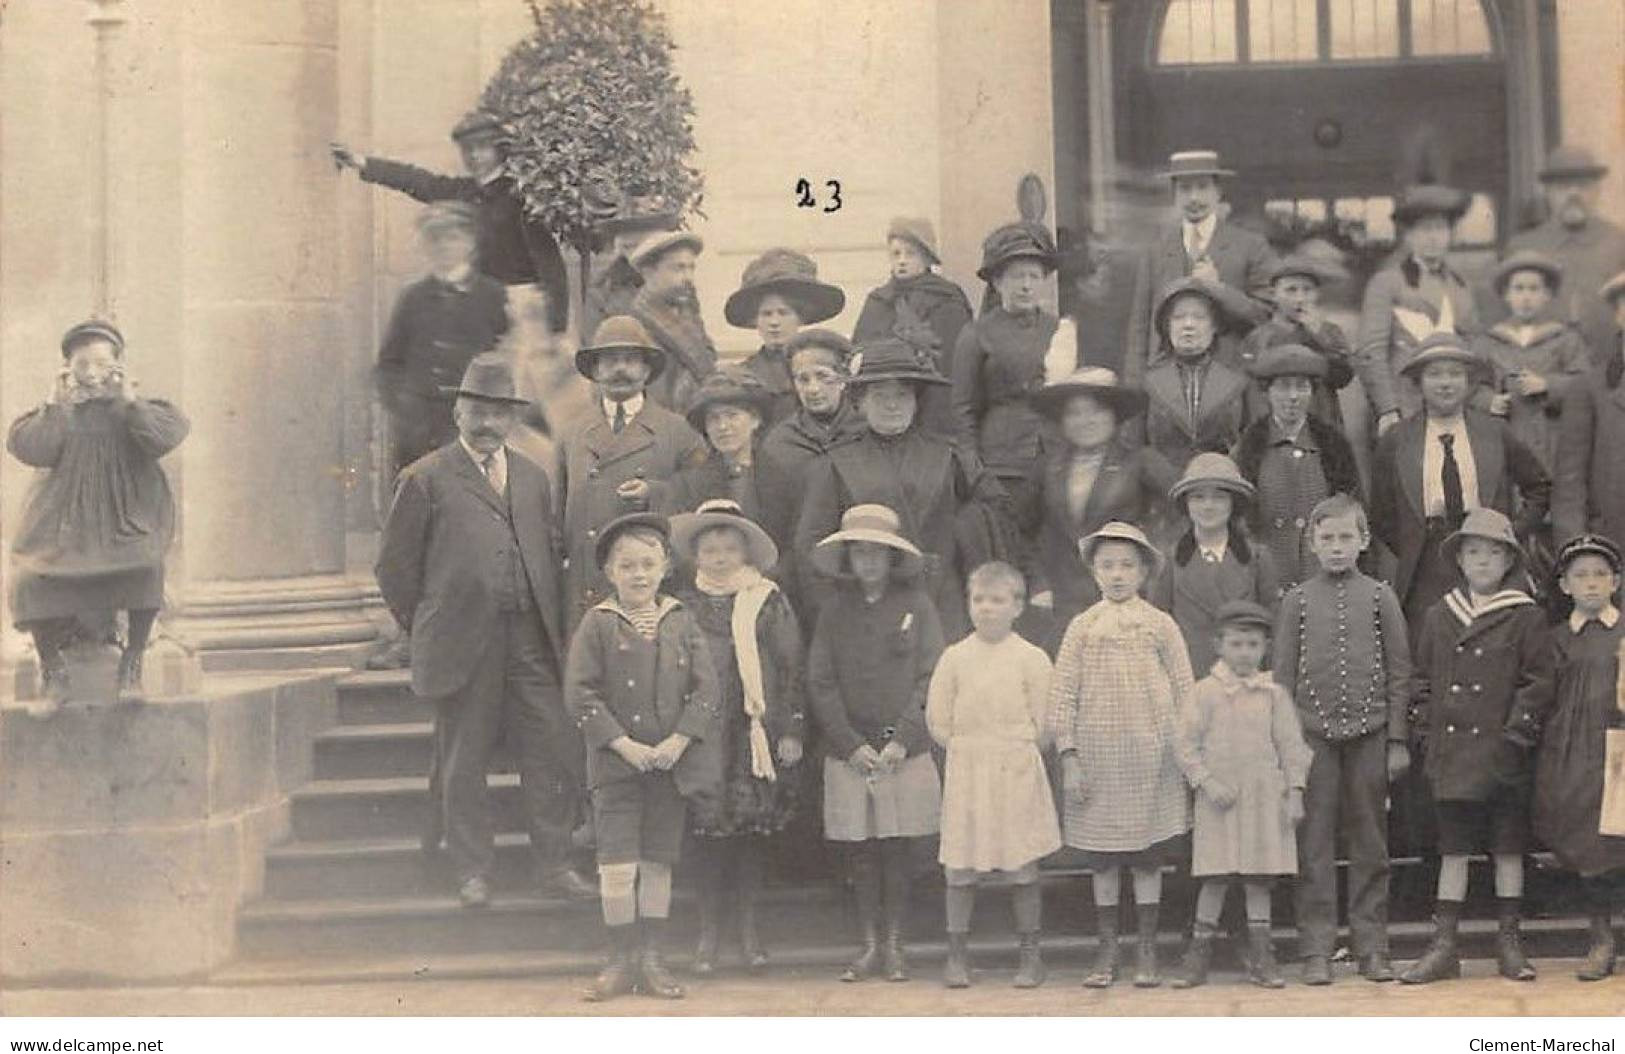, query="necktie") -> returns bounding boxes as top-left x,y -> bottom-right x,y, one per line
1185,224 -> 1206,262
612,402 -> 627,435
481,452 -> 503,495
1439,433 -> 1465,524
